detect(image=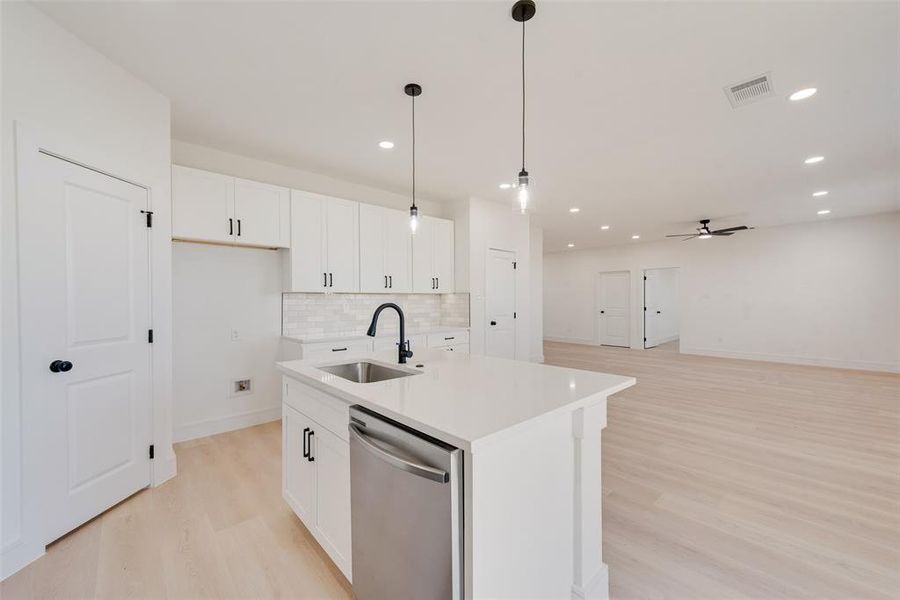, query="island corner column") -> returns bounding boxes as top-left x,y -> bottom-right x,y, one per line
572,397 -> 610,600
